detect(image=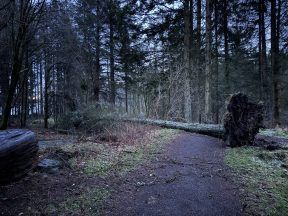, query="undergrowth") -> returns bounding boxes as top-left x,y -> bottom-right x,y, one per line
41,125 -> 179,215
